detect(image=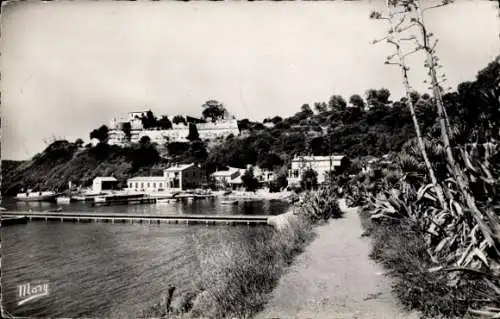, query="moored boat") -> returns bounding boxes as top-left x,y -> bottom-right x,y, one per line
15,190 -> 58,202
56,196 -> 73,204
220,200 -> 238,205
